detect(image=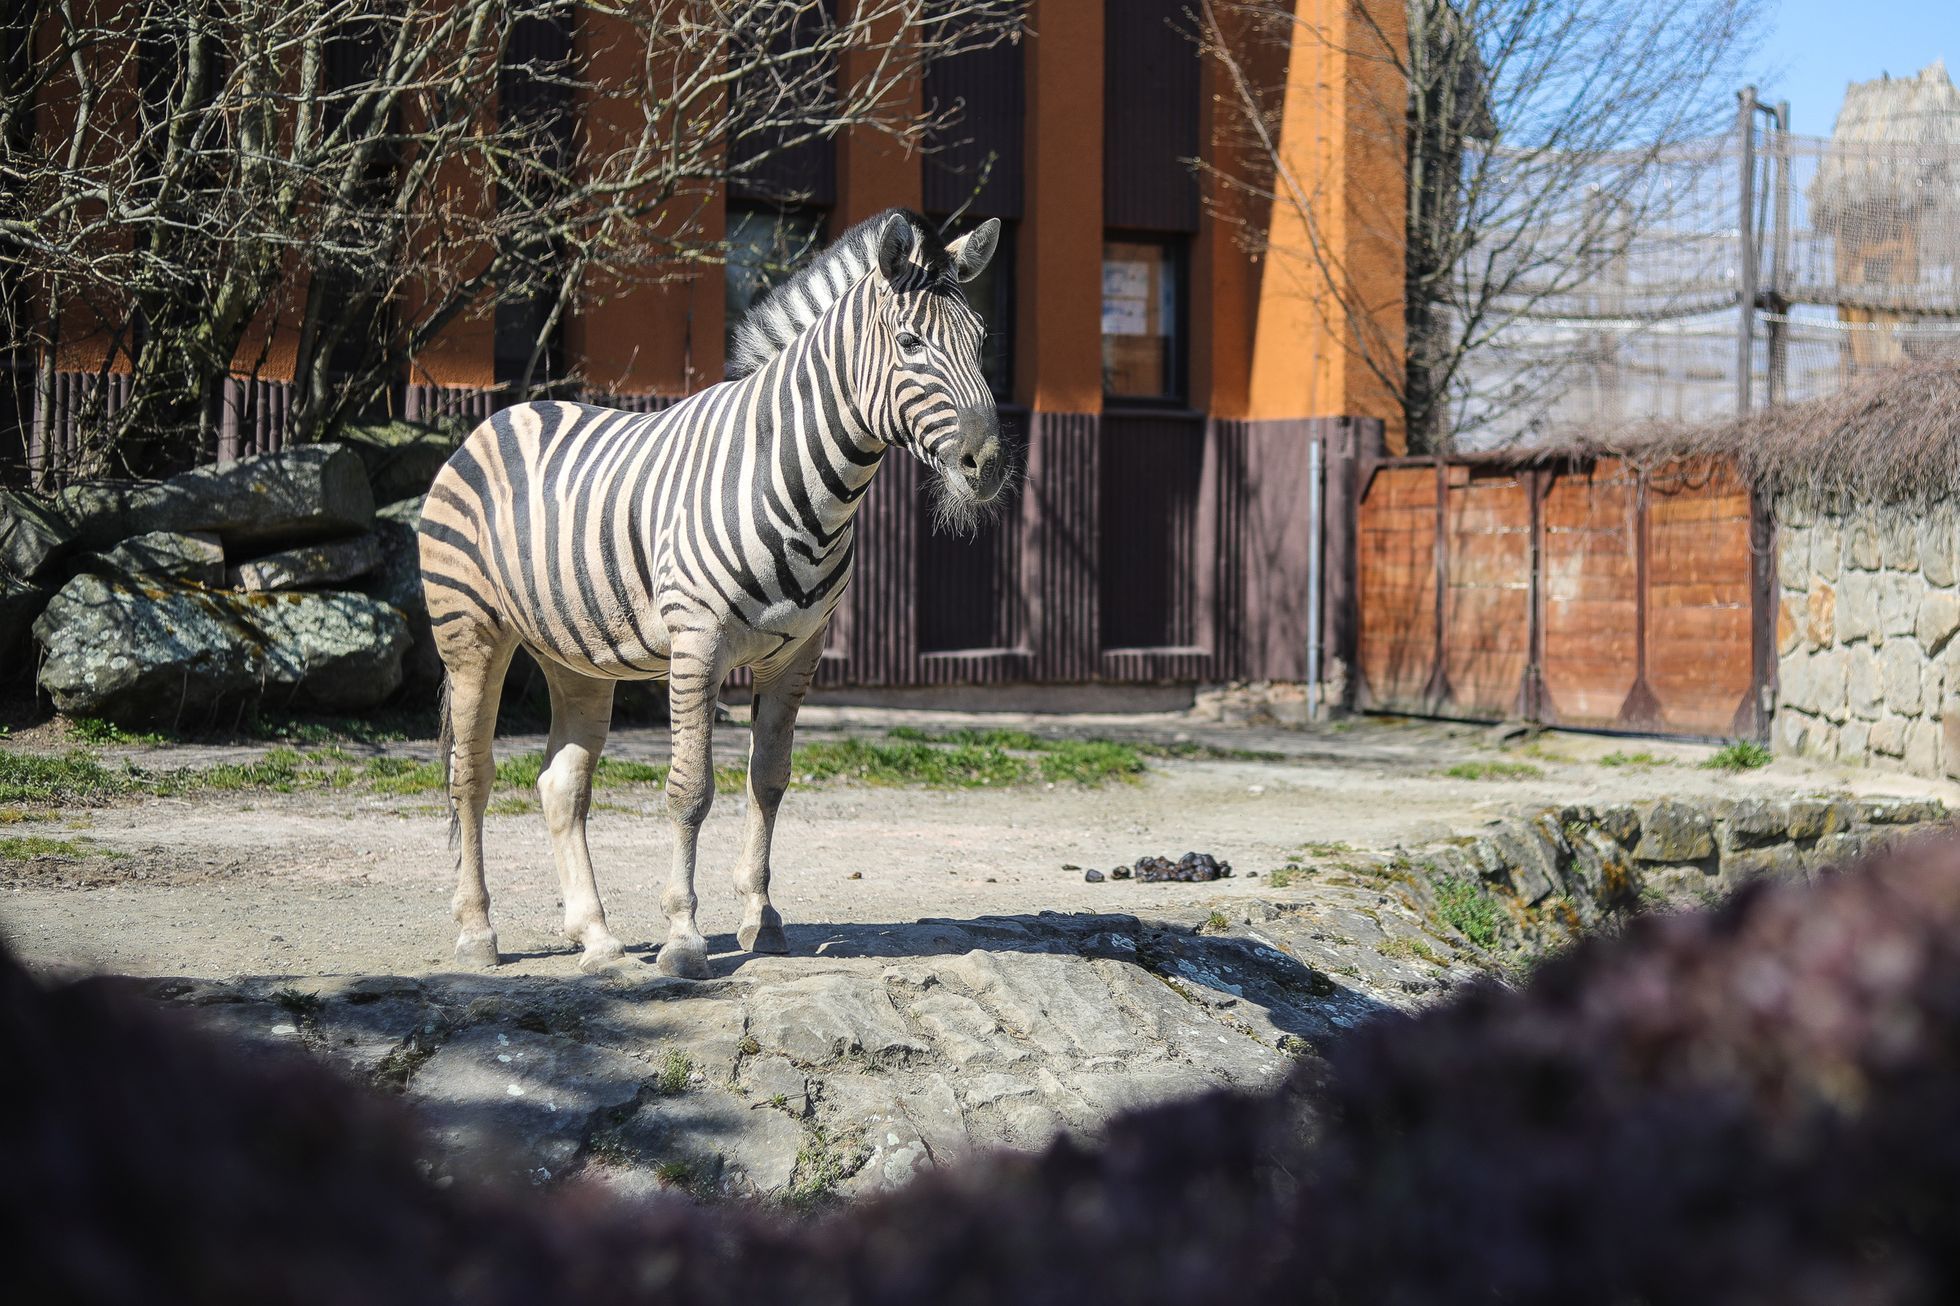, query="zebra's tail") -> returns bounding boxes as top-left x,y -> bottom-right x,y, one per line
438,671 -> 458,850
